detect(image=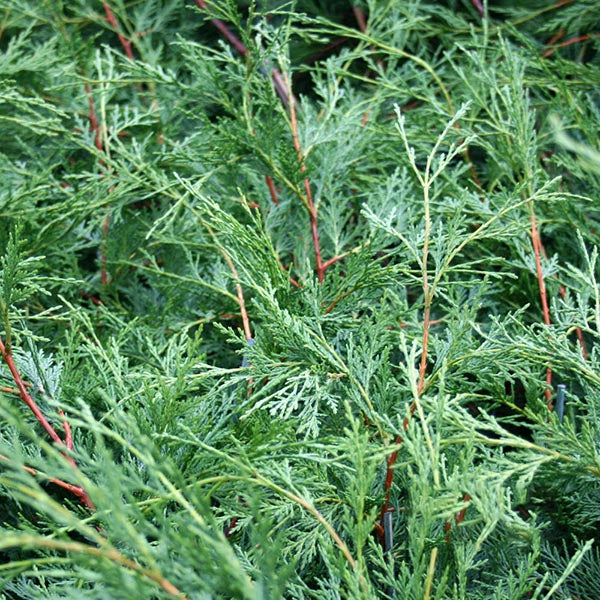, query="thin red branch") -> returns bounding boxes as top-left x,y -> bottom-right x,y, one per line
352,6 -> 367,33
269,68 -> 293,106
0,453 -> 94,509
0,338 -> 95,509
539,241 -> 588,360
221,252 -> 252,341
194,0 -> 247,55
574,324 -> 588,360
470,0 -> 484,17
286,76 -> 325,283
100,213 -> 111,286
0,339 -> 65,448
276,260 -> 300,288
103,2 -> 134,60
542,33 -> 599,58
84,83 -> 103,152
321,254 -> 344,272
455,494 -> 470,525
530,209 -> 553,409
417,305 -> 431,397
59,409 -> 73,451
545,29 -> 566,50
378,435 -> 402,543
445,493 -> 471,543
398,318 -> 443,329
265,175 -> 279,206
1,385 -> 20,395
